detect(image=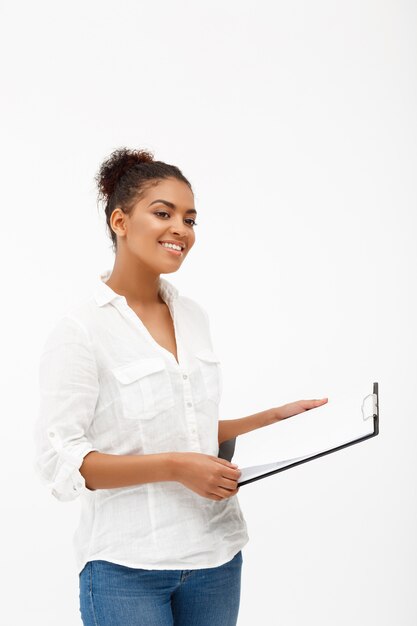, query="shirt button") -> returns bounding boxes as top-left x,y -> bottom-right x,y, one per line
48,431 -> 55,437
187,401 -> 192,407
183,374 -> 188,380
